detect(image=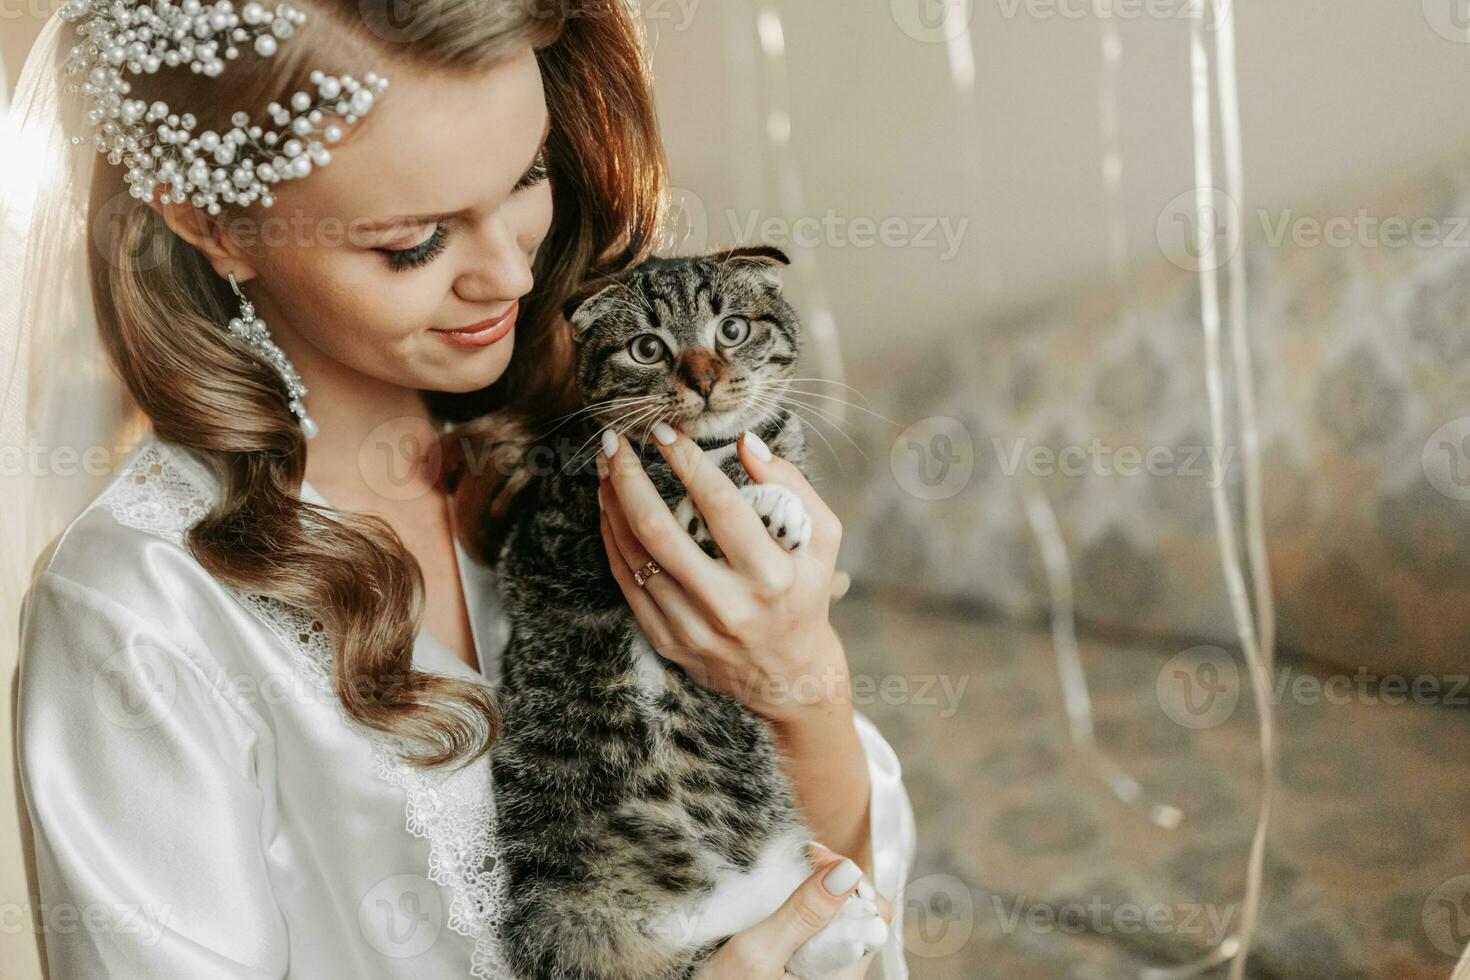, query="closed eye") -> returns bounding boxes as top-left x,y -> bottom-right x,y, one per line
515,148 -> 550,192
378,224 -> 449,272
375,147 -> 550,272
